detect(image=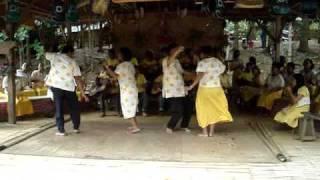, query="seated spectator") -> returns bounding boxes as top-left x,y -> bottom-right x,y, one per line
238,62 -> 254,86
299,59 -> 316,88
136,68 -> 148,116
274,78 -> 311,128
2,70 -> 34,117
31,63 -> 46,88
240,66 -> 264,104
257,63 -> 285,112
